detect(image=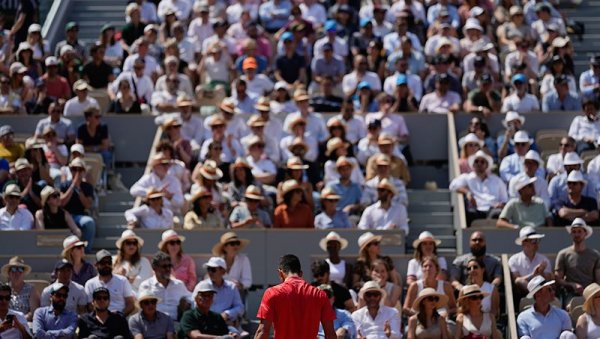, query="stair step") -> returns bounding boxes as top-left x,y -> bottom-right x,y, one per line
406,234 -> 456,248
408,202 -> 452,213
100,191 -> 134,202
409,212 -> 454,225
99,201 -> 134,213
96,225 -> 127,237
98,212 -> 126,226
407,189 -> 451,202
409,224 -> 455,236
92,237 -> 120,251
